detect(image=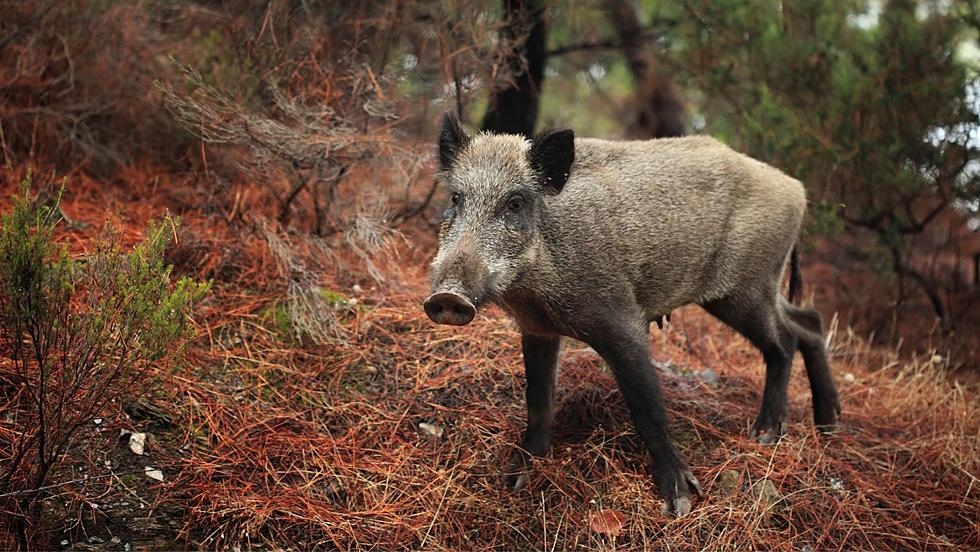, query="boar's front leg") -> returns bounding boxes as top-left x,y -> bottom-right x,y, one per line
502,334 -> 560,491
589,324 -> 702,517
